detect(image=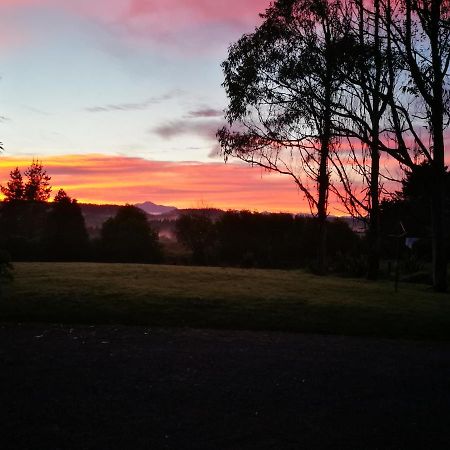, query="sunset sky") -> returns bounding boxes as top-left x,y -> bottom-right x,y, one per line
0,0 -> 323,212
0,0 -> 419,215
